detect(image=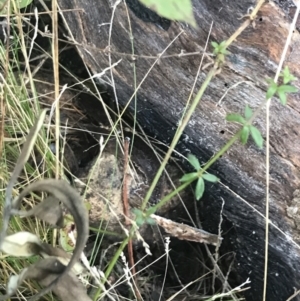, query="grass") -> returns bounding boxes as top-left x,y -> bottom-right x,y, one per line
0,10 -> 56,299
1,0 -> 299,300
